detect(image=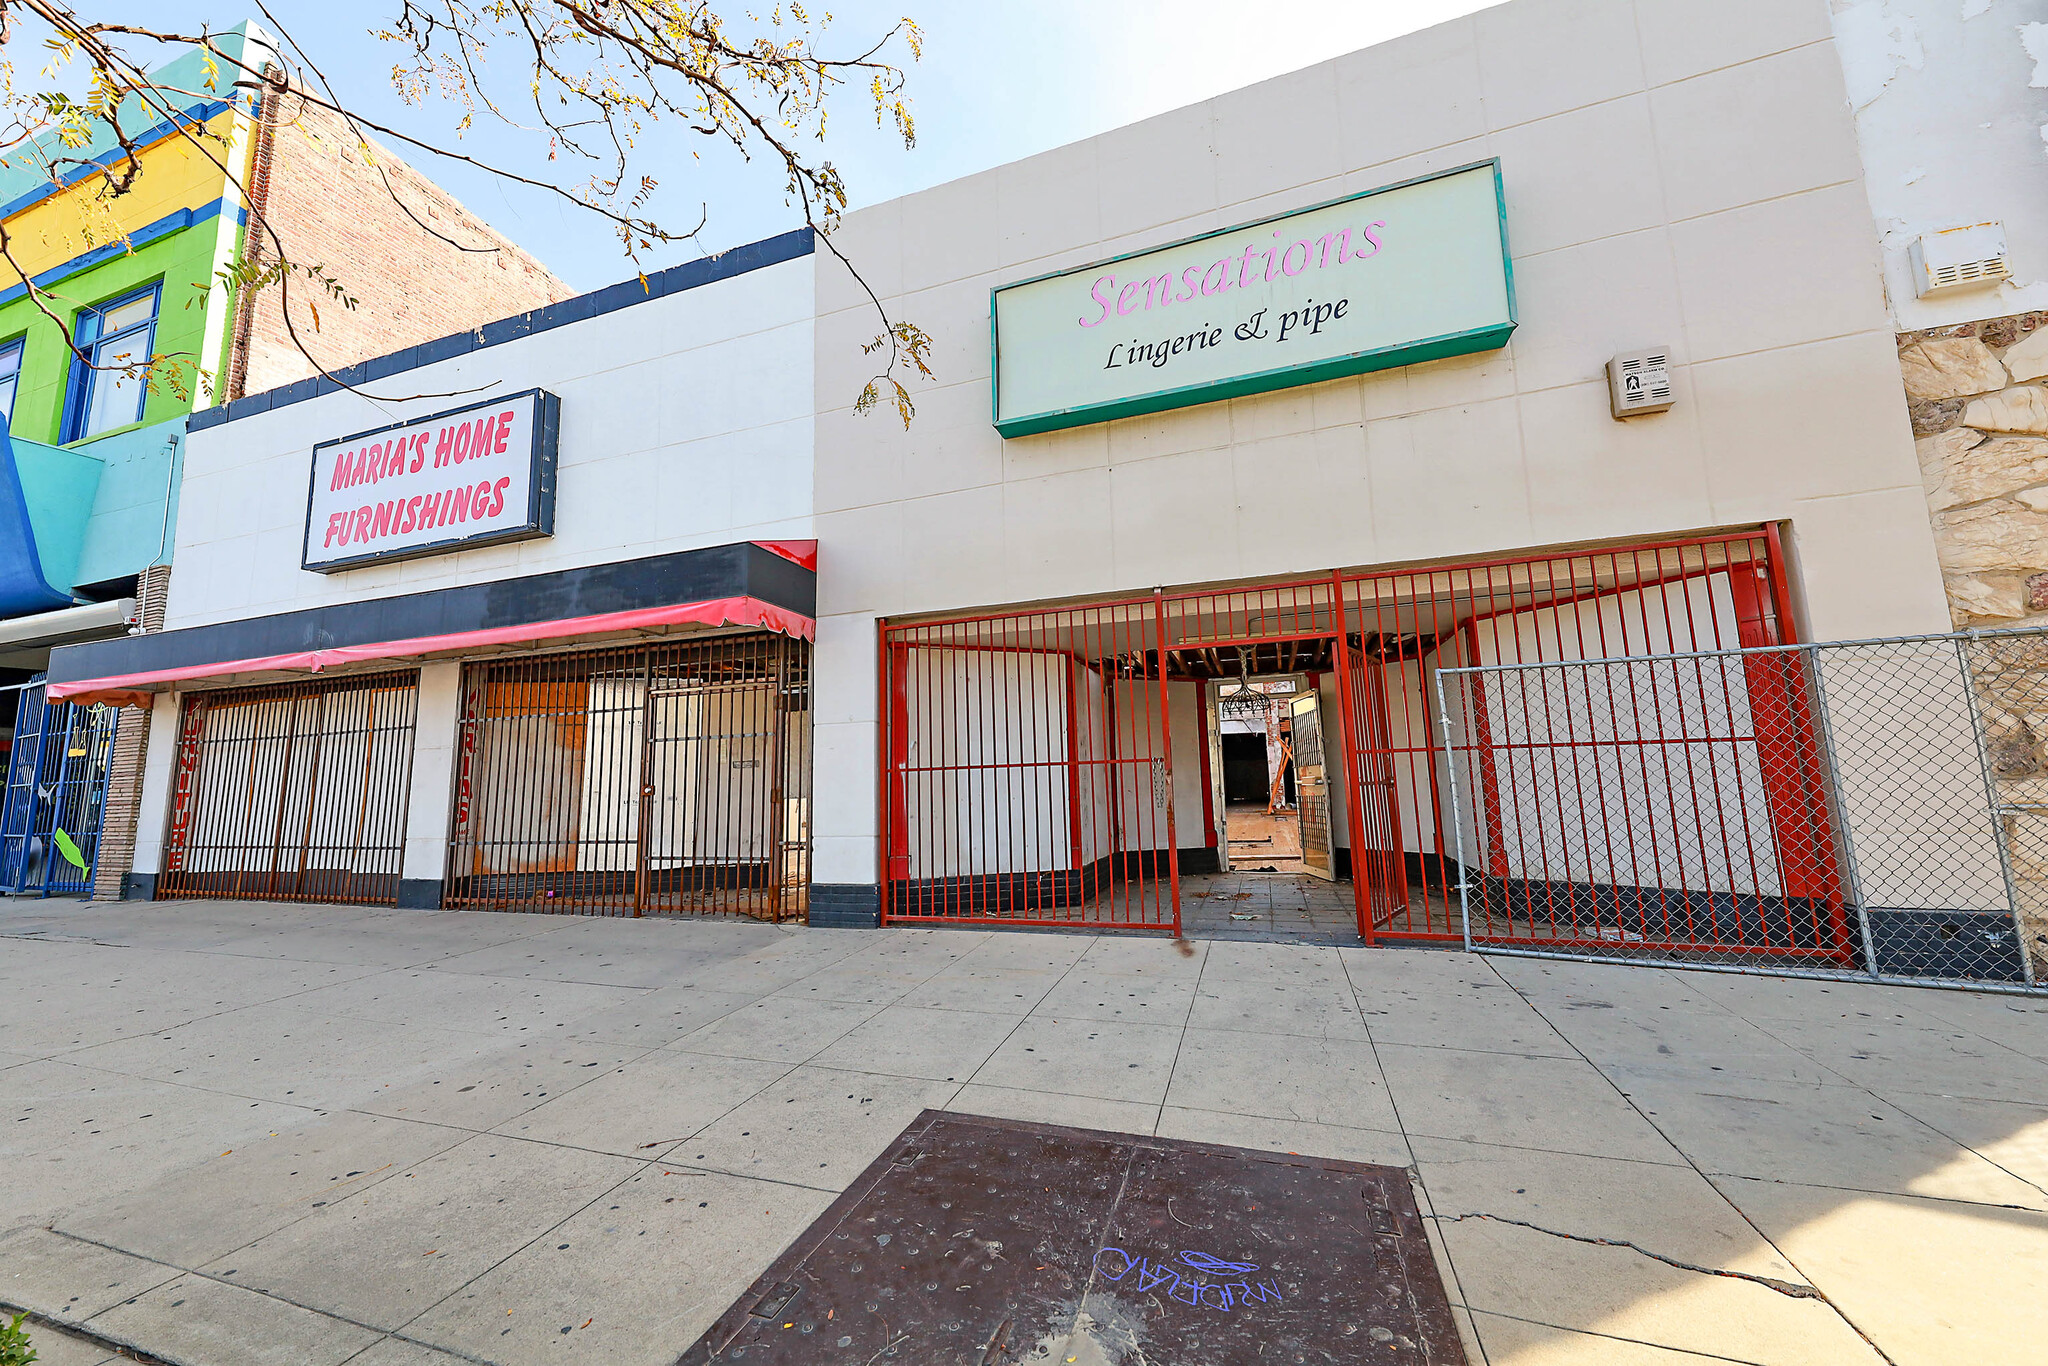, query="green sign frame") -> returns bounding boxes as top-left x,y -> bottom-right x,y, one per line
989,159 -> 1515,438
